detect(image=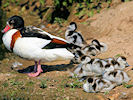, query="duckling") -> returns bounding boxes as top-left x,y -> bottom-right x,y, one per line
71,39 -> 108,64
105,56 -> 130,70
84,56 -> 129,75
81,39 -> 108,57
69,56 -> 94,78
83,77 -> 116,93
115,56 -> 130,69
70,56 -> 114,78
65,22 -> 86,47
70,50 -> 85,64
80,56 -> 113,74
103,69 -> 130,85
91,39 -> 108,53
81,45 -> 98,56
104,57 -> 114,64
